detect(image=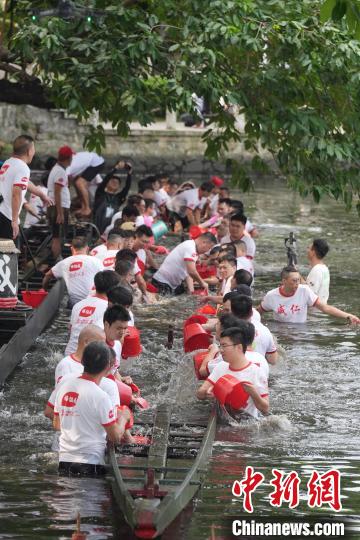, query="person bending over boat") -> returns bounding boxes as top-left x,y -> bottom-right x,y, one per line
197,326 -> 269,419
43,236 -> 103,307
258,266 -> 359,324
65,270 -> 120,356
152,232 -> 217,295
53,341 -> 130,475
